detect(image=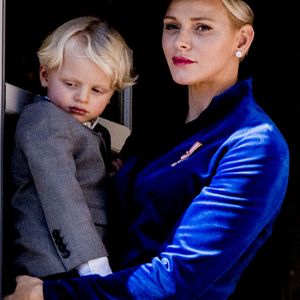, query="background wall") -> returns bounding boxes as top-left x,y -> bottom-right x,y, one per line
5,1 -> 300,299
